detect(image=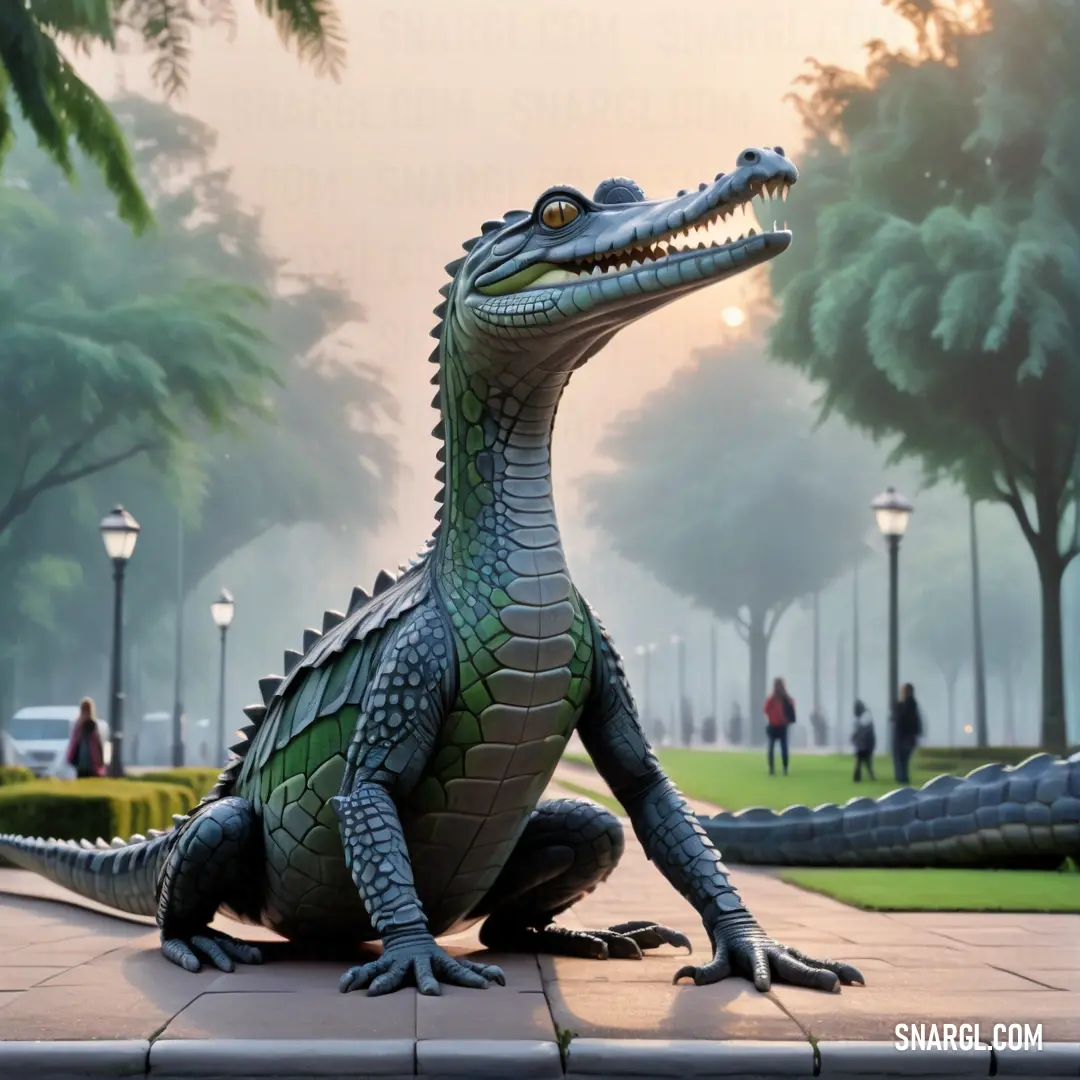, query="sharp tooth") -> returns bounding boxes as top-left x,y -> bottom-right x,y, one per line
737,232 -> 745,241
748,228 -> 757,237
710,241 -> 719,248
725,236 -> 732,244
696,241 -> 706,250
591,265 -> 602,277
